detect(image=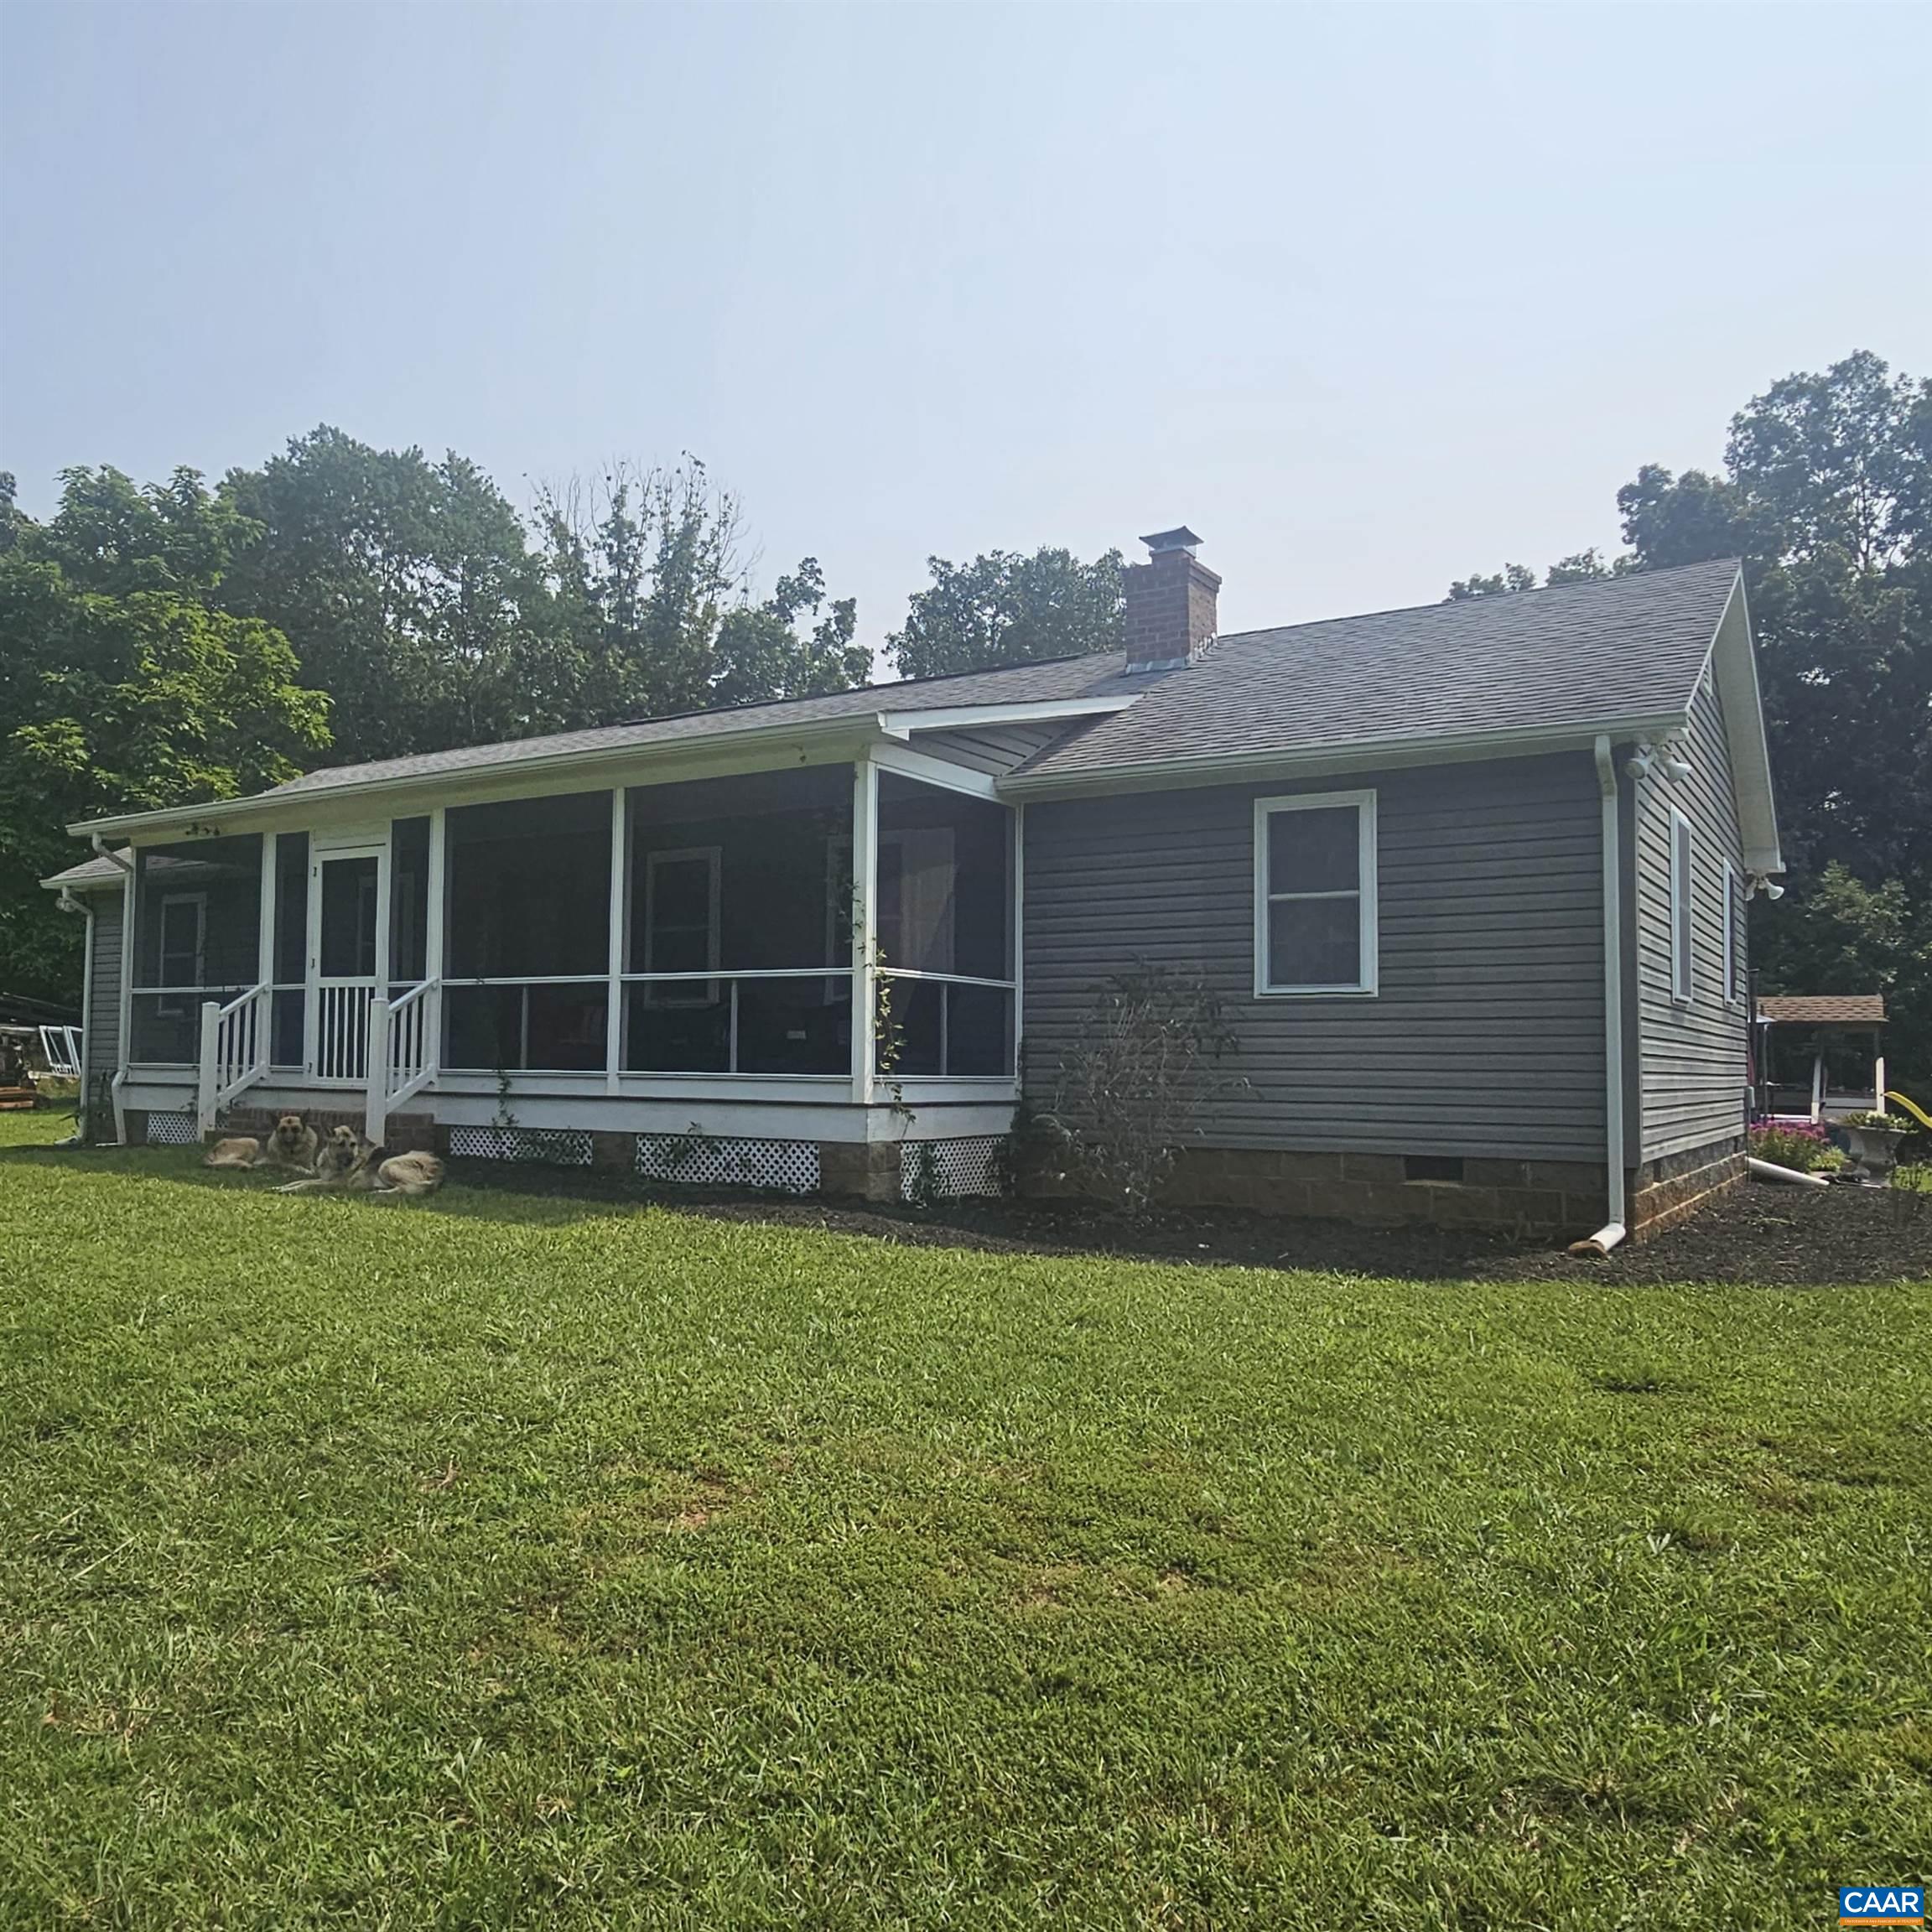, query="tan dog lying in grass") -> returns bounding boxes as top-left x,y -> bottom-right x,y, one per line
205,1114 -> 320,1172
273,1124 -> 445,1198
